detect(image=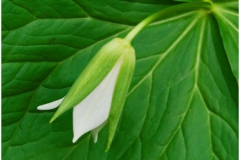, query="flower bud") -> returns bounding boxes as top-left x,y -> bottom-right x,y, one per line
38,38 -> 135,149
